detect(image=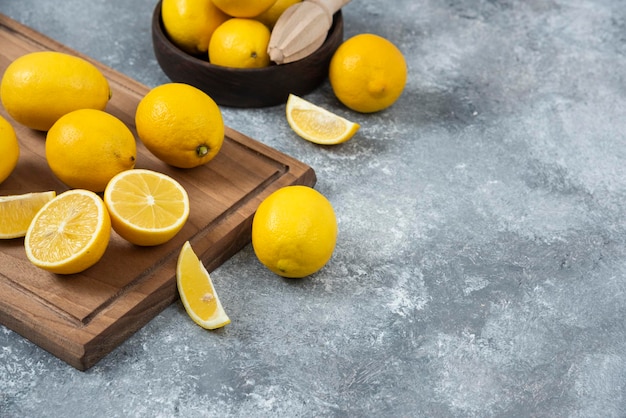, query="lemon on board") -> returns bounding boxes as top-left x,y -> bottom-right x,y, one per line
211,0 -> 277,18
177,241 -> 230,329
45,109 -> 137,192
0,51 -> 111,131
285,94 -> 359,145
252,185 -> 337,278
255,0 -> 301,28
0,191 -> 56,239
103,169 -> 190,246
162,0 -> 230,55
0,115 -> 19,184
135,83 -> 224,168
329,33 -> 407,113
24,189 -> 111,275
208,18 -> 271,68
